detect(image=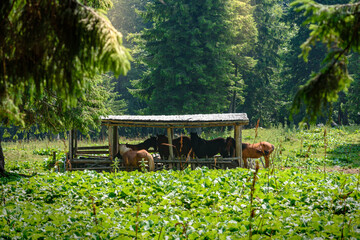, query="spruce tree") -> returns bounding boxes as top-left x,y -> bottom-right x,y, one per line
0,0 -> 132,174
133,0 -> 236,114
